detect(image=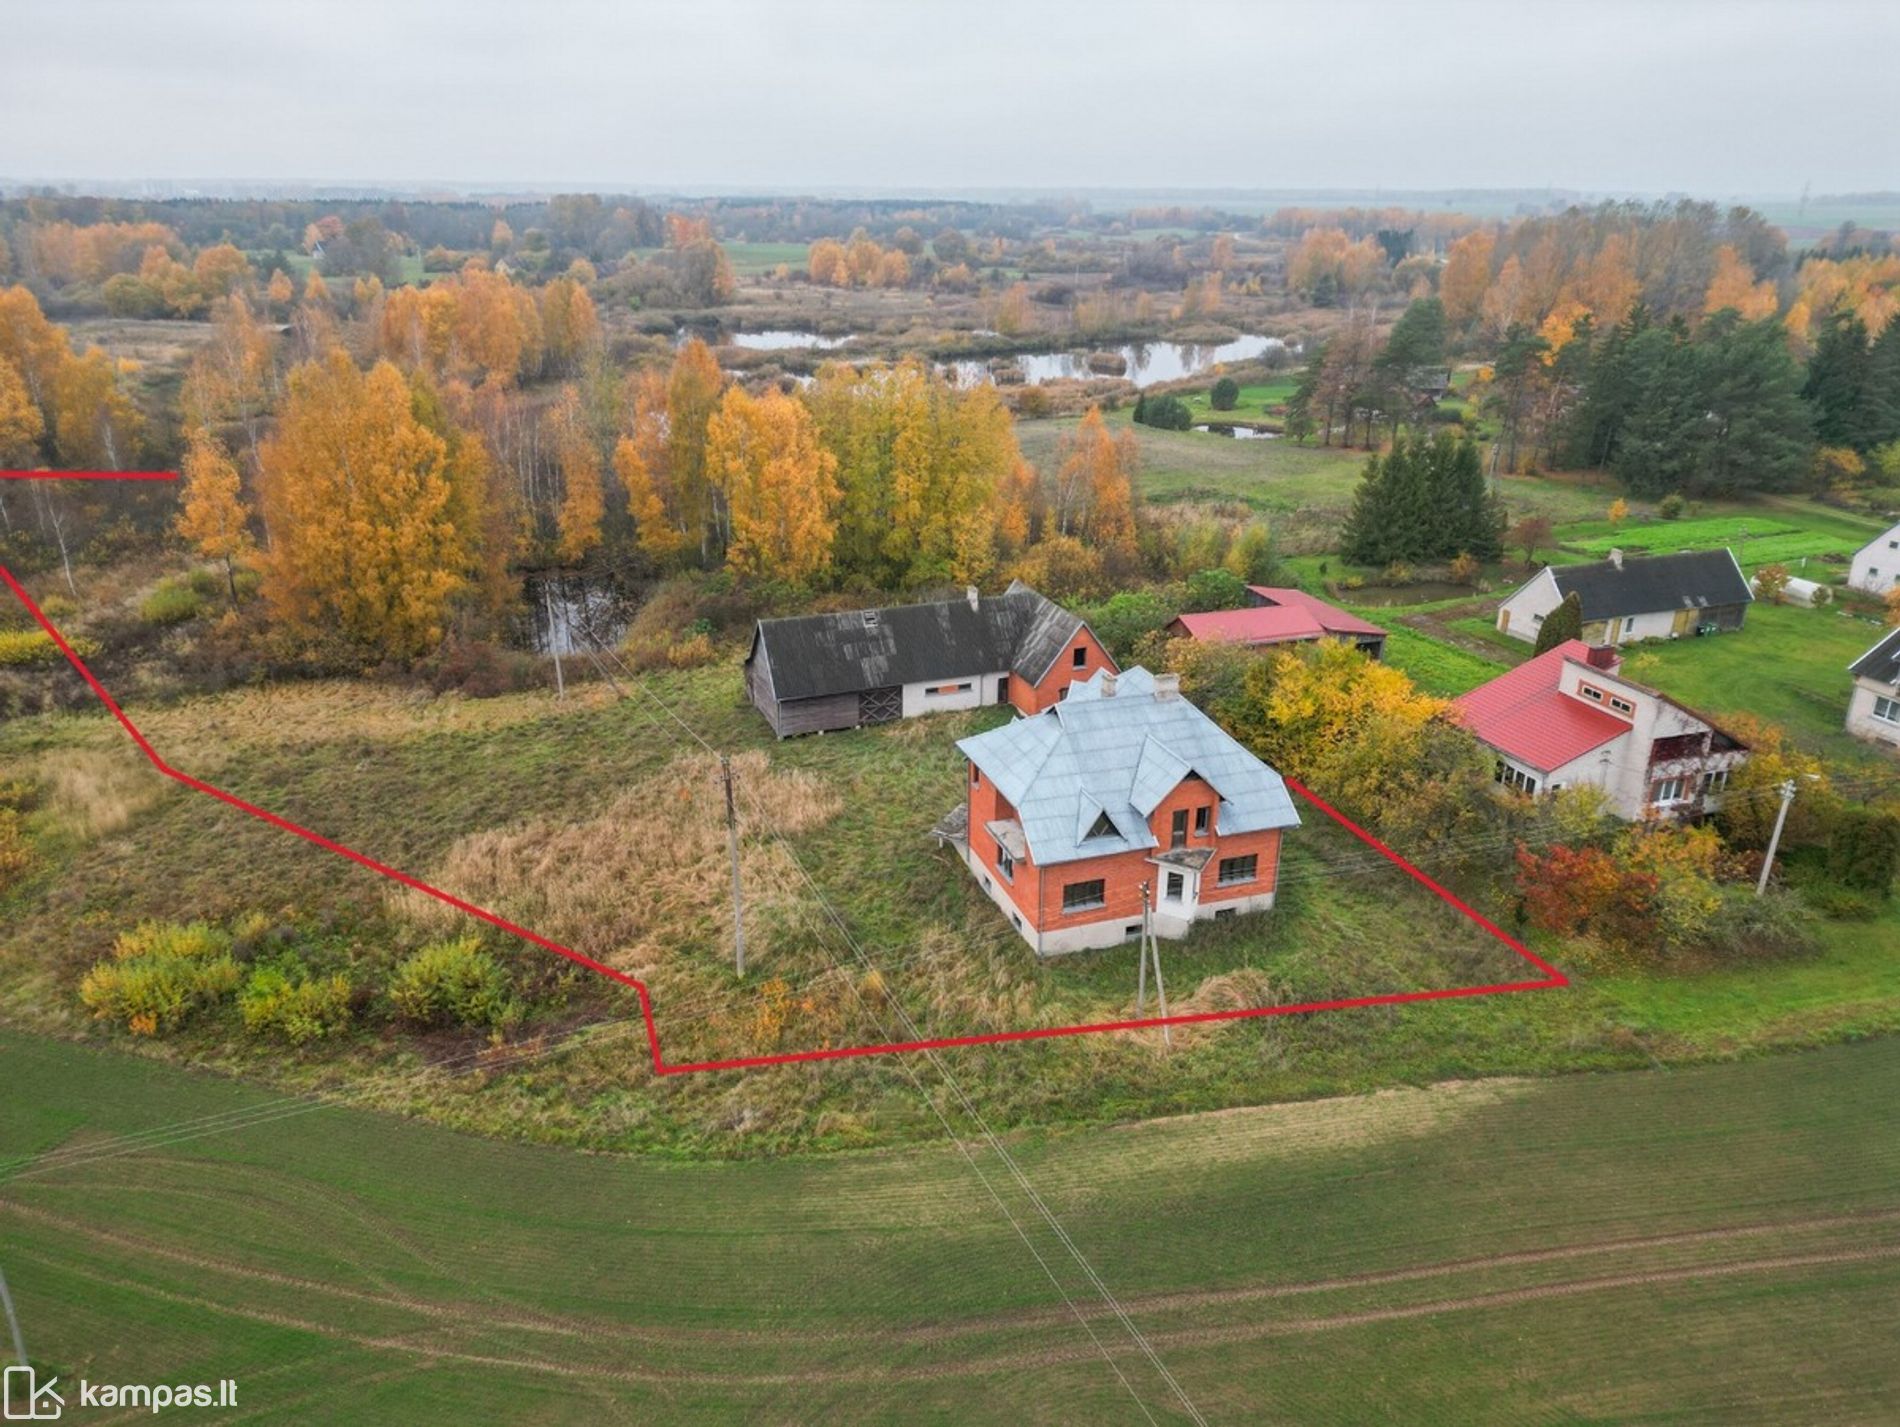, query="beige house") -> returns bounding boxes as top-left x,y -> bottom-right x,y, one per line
1846,627 -> 1900,751
1496,548 -> 1752,646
